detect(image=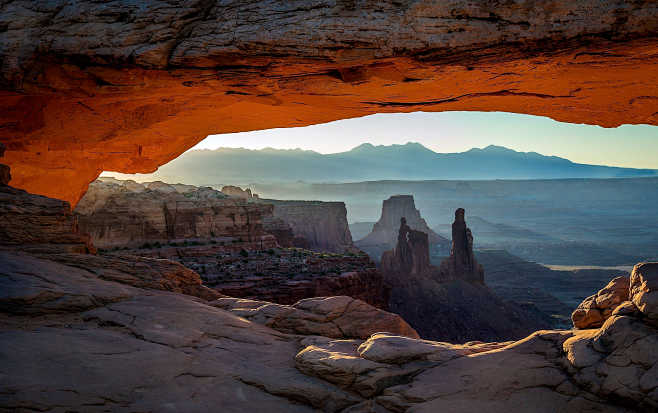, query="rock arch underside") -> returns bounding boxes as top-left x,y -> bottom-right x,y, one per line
1,0 -> 657,205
